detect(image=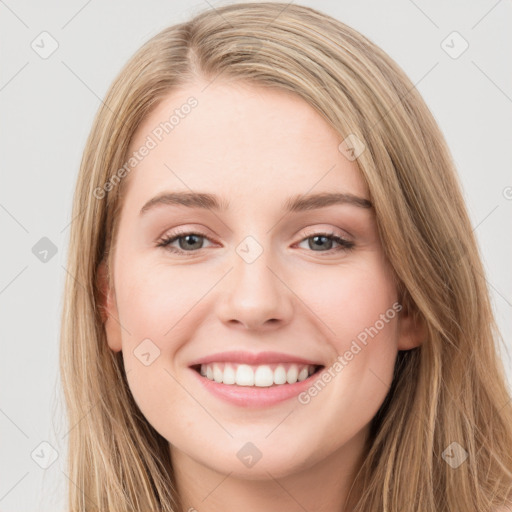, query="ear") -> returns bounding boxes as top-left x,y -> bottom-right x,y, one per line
97,260 -> 123,352
396,303 -> 426,351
